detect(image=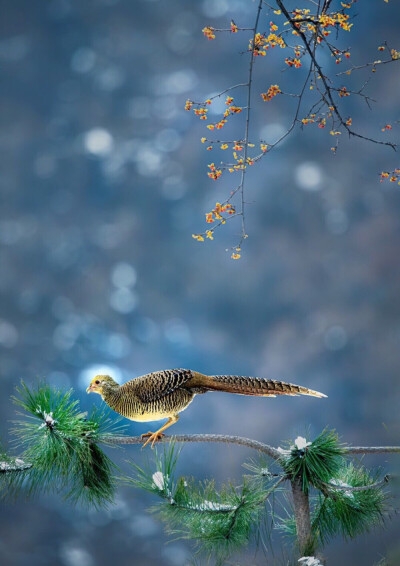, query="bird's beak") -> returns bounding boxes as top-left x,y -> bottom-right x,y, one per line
86,385 -> 94,394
